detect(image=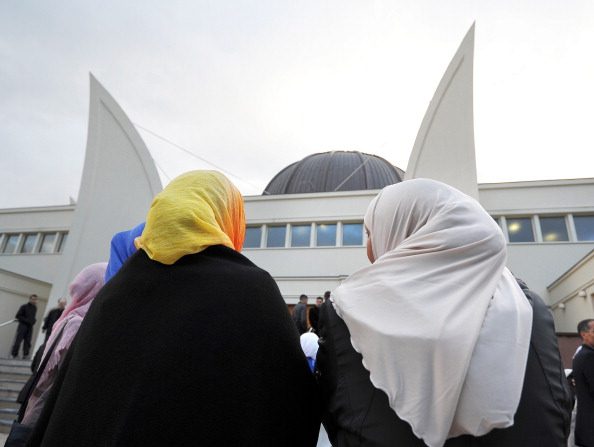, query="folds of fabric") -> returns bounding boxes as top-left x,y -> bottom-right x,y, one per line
136,170 -> 245,265
332,179 -> 532,447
